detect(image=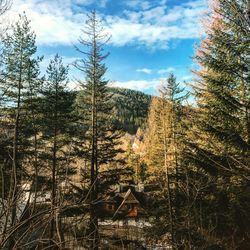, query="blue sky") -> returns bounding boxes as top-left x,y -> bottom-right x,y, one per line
6,0 -> 207,95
